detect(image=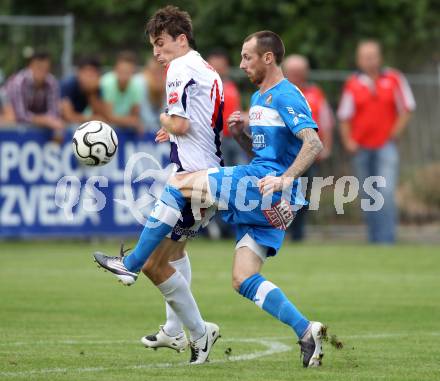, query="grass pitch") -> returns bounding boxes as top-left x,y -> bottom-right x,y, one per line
0,239 -> 439,381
